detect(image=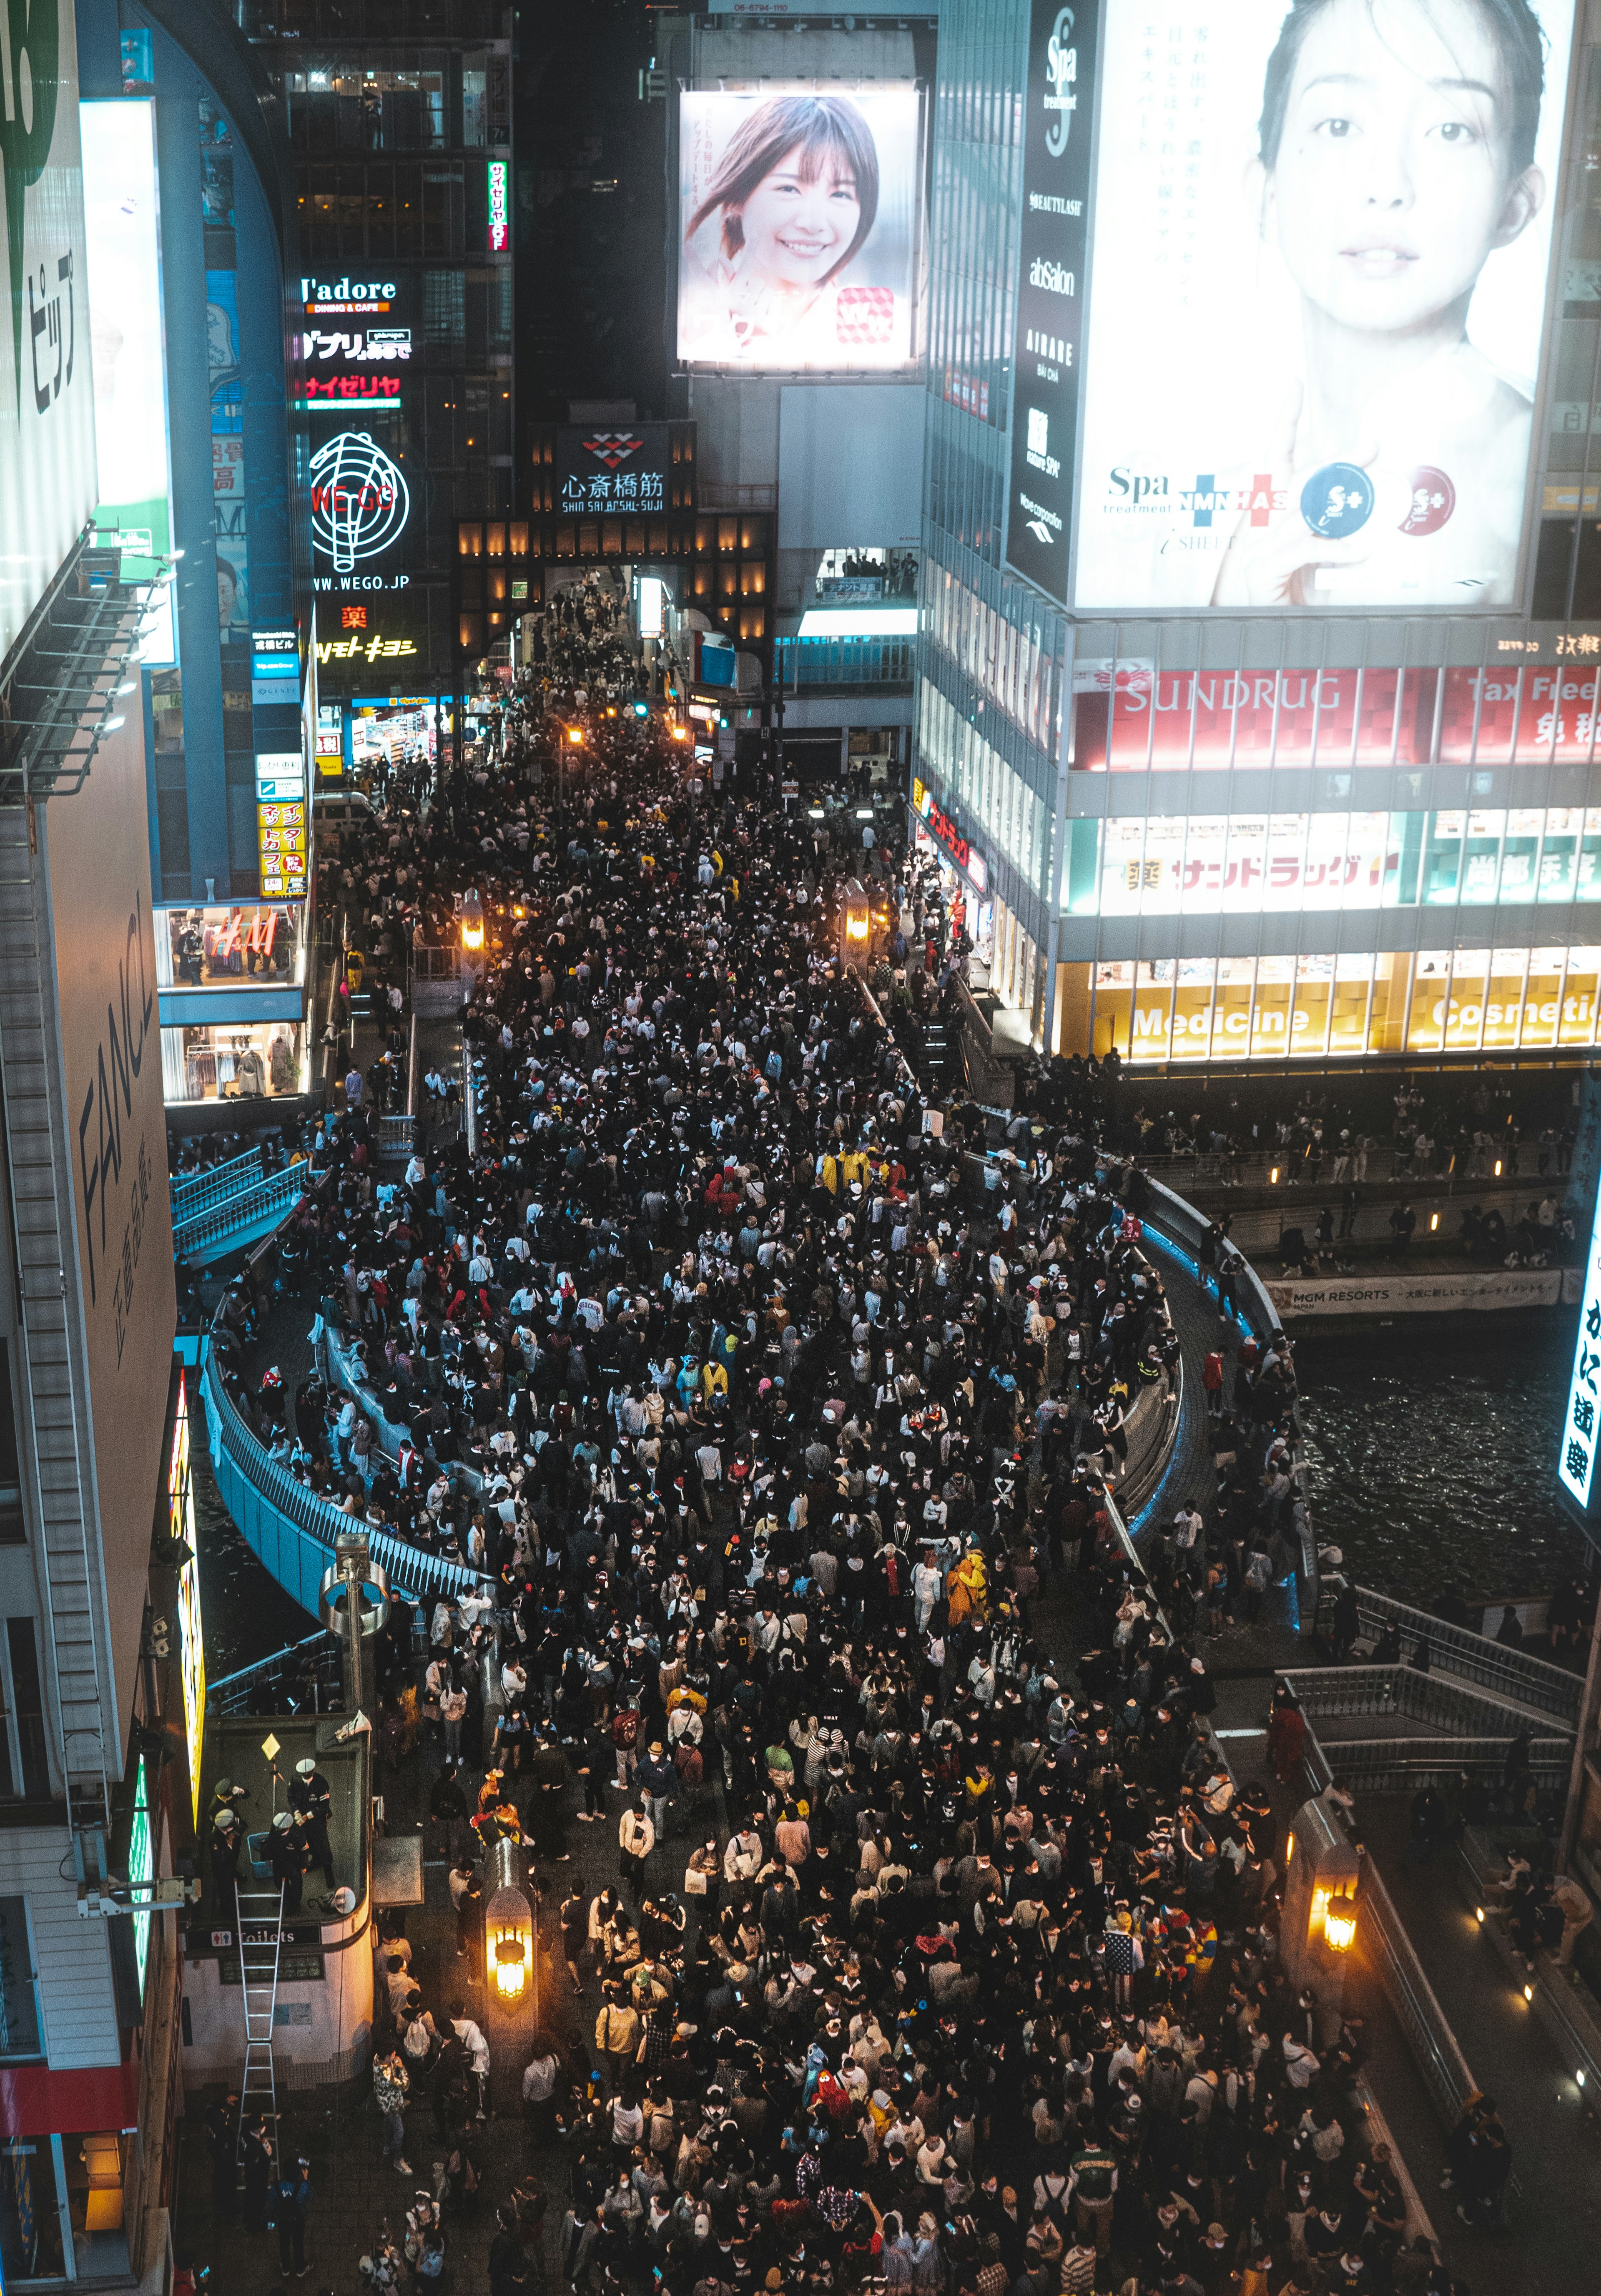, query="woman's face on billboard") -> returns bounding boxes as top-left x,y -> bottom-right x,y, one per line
1263,0 -> 1541,337
732,143 -> 861,288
